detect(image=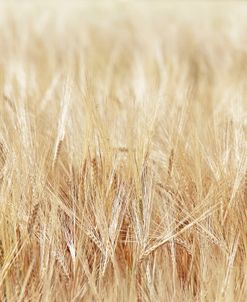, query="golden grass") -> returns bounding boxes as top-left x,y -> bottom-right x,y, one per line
0,1 -> 247,301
